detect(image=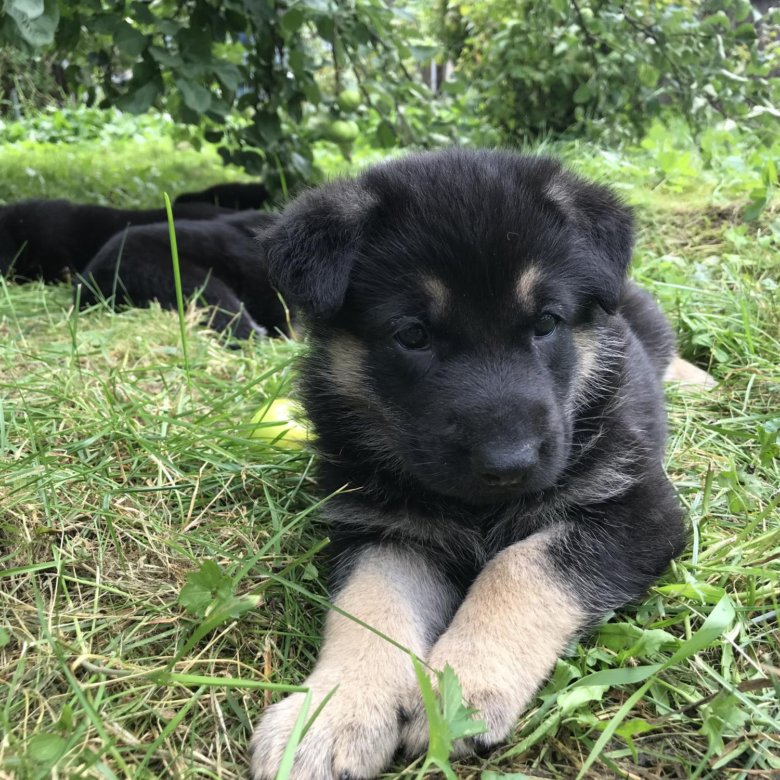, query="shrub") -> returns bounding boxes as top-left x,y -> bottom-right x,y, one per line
440,0 -> 780,144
